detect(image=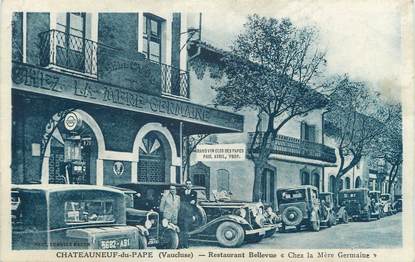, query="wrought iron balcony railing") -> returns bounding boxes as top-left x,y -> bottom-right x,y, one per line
247,132 -> 337,163
38,29 -> 190,98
